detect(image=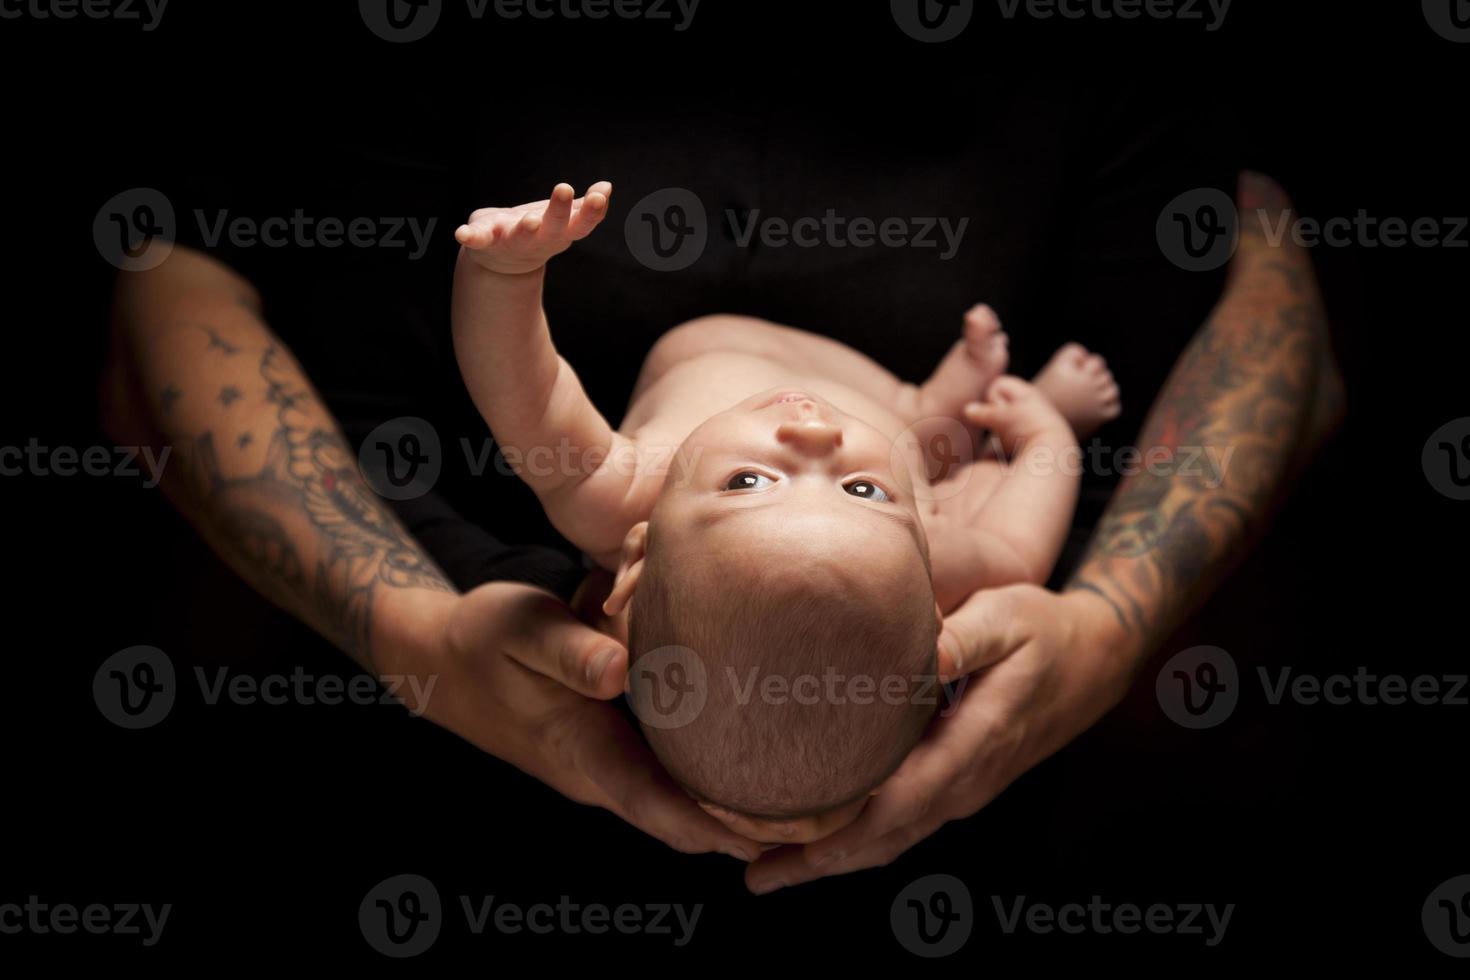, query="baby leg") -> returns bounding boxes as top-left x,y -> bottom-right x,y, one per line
915,303 -> 1010,421
1031,342 -> 1121,439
